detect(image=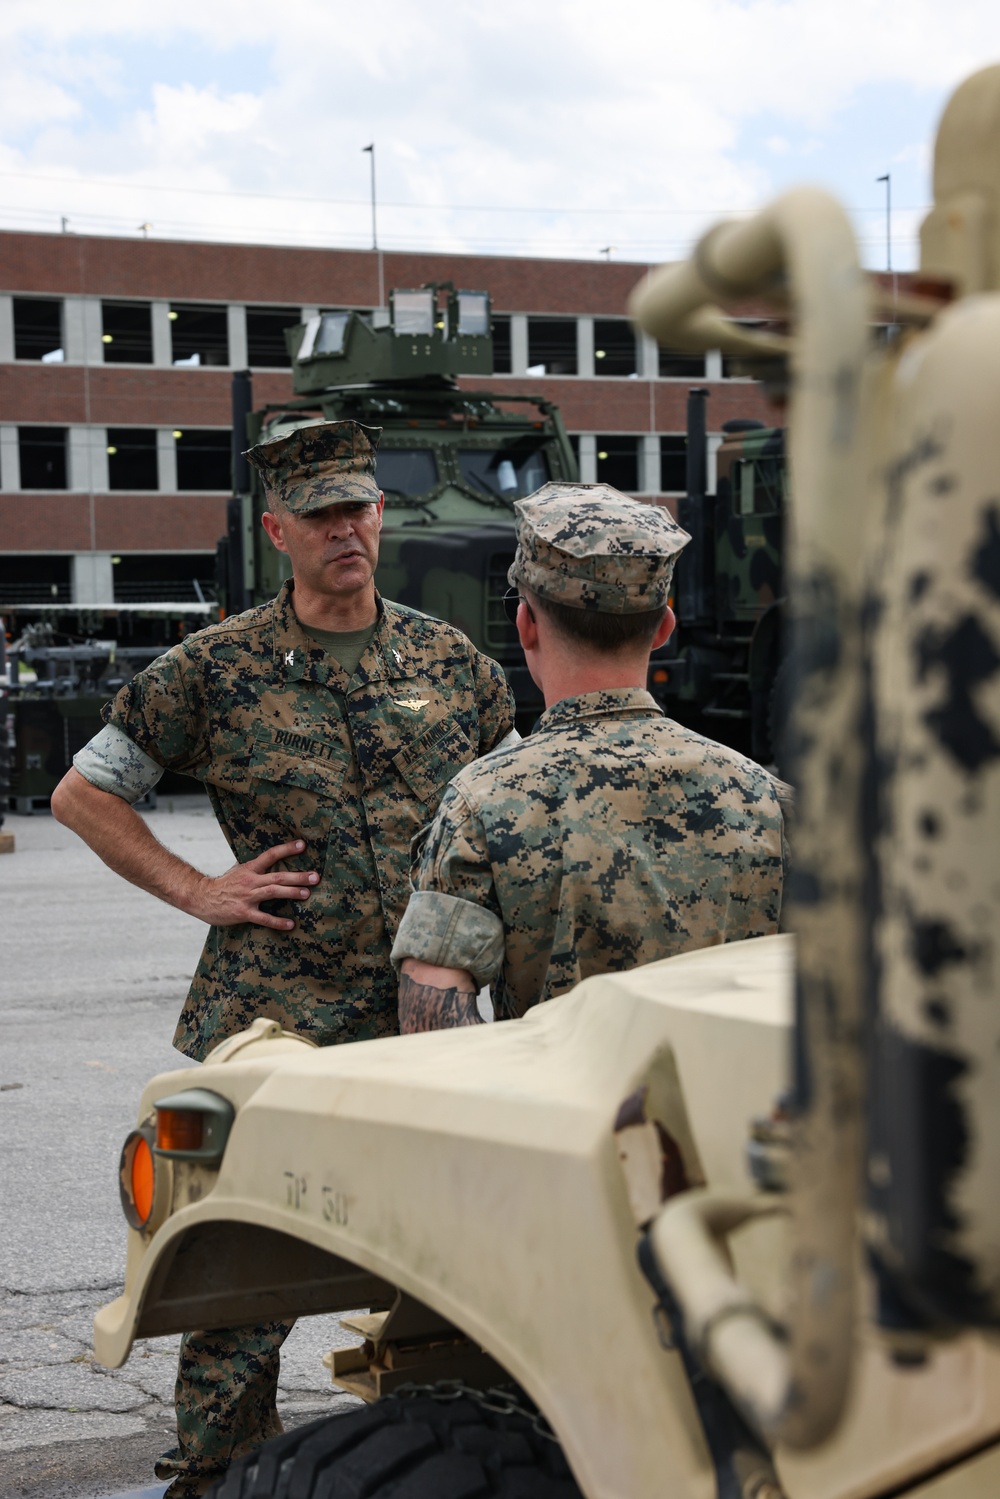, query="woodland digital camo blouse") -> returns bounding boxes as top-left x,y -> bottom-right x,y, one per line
394,688 -> 788,1018
102,581 -> 514,1059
